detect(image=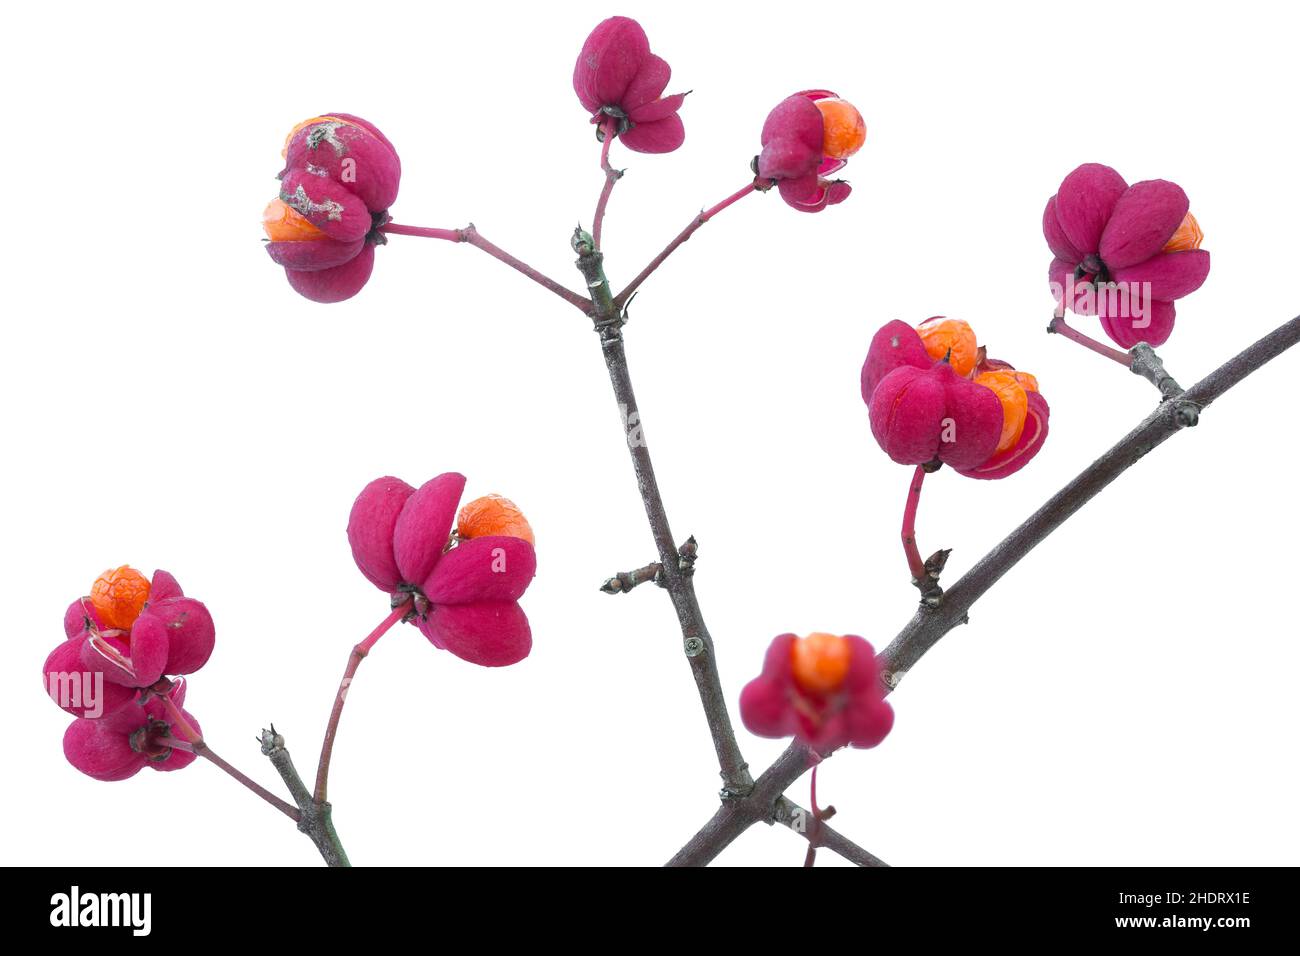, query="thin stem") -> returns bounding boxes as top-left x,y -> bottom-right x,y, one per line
157,696 -> 299,821
901,464 -> 928,582
670,314 -> 1300,866
1054,298 -> 1198,416
1129,343 -> 1198,424
383,222 -> 590,312
195,747 -> 300,821
314,602 -> 409,804
381,223 -> 463,241
803,764 -> 821,867
592,119 -> 620,250
774,796 -> 887,867
600,560 -> 663,594
574,234 -> 752,796
605,336 -> 751,792
614,181 -> 764,308
576,223 -> 886,863
1048,313 -> 1130,366
464,227 -> 592,312
902,465 -> 948,605
668,742 -> 814,865
260,727 -> 350,867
